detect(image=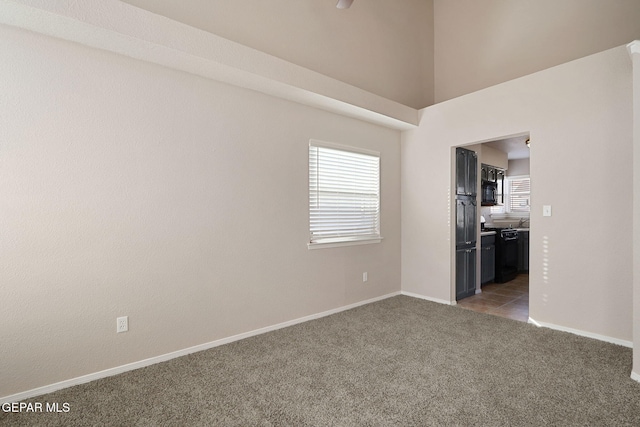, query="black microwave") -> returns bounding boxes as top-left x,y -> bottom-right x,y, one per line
481,181 -> 498,206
